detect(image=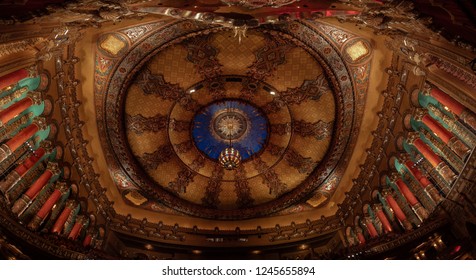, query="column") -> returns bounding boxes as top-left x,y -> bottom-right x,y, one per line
364,217 -> 379,238
408,132 -> 456,184
0,92 -> 41,126
415,109 -> 470,160
373,204 -> 392,233
0,87 -> 29,109
11,162 -> 60,216
394,177 -> 429,221
404,160 -> 443,203
424,85 -> 476,131
383,190 -> 413,231
51,200 -> 76,234
68,215 -> 88,240
0,146 -> 46,194
355,227 -> 366,245
0,112 -> 34,143
0,117 -> 46,163
0,69 -> 29,91
83,231 -> 94,247
27,182 -> 69,231
427,104 -> 476,148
